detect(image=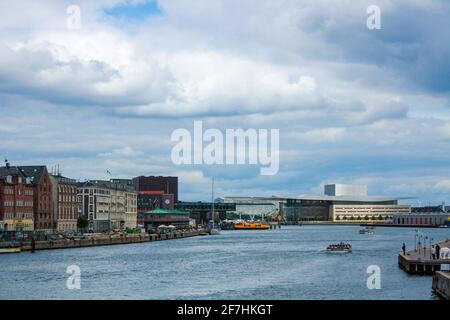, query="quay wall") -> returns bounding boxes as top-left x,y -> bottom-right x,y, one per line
432,271 -> 450,300
16,231 -> 200,252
